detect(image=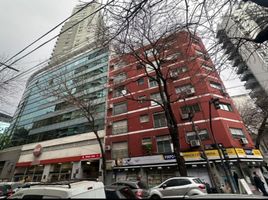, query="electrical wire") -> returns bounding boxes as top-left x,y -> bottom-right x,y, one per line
0,0 -> 95,73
